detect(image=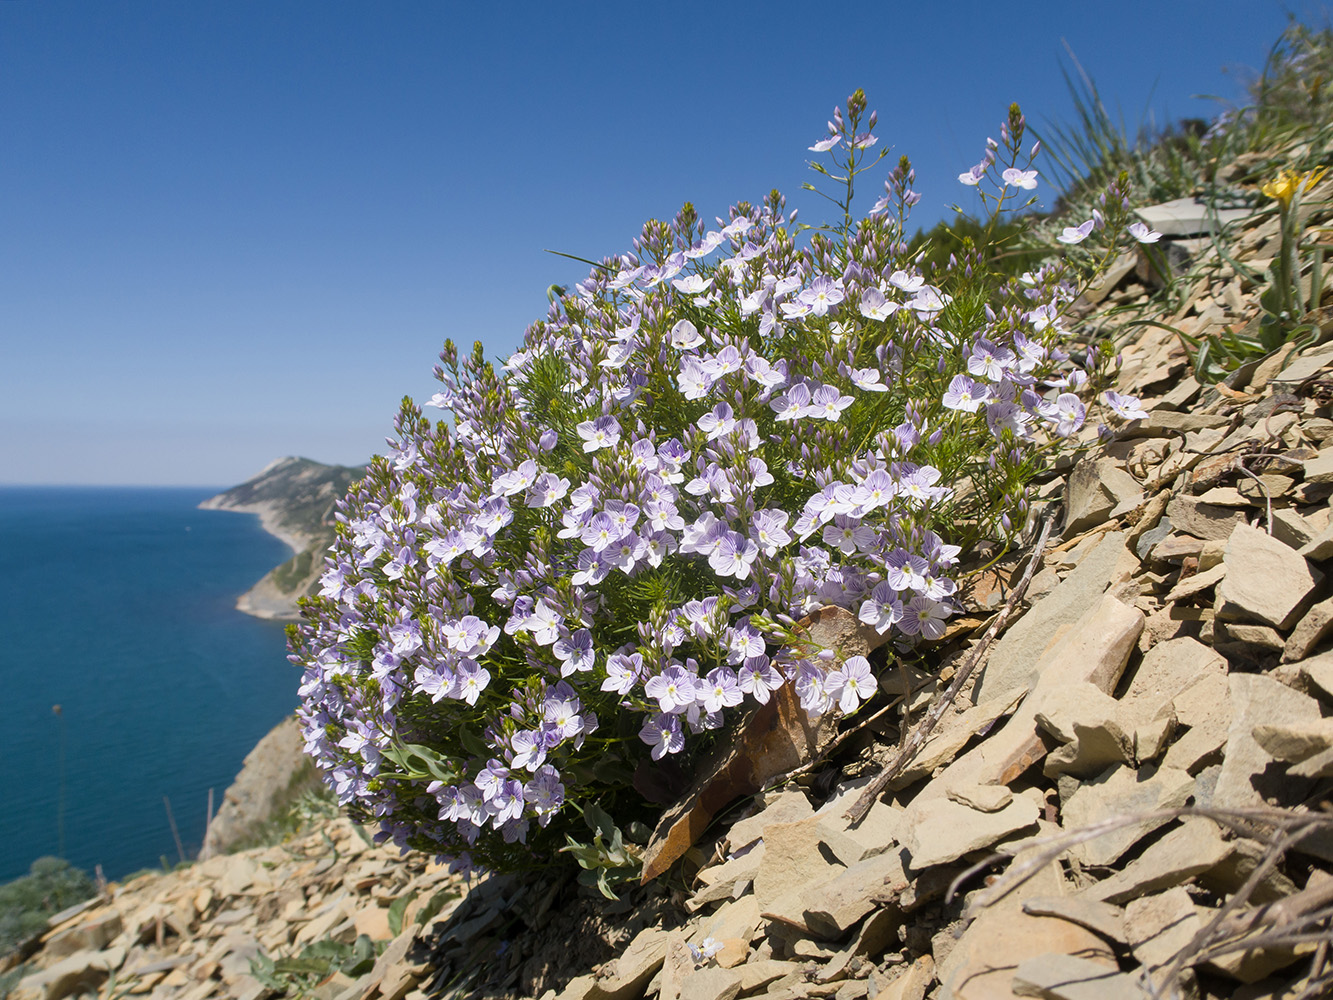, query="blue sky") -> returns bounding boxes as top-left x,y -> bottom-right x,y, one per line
2,1 -> 1327,485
